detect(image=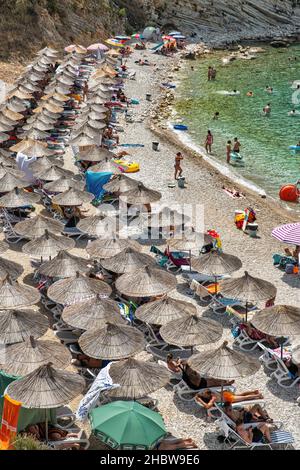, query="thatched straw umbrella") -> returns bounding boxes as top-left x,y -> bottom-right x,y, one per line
47,271 -> 112,305
15,215 -> 64,239
115,265 -> 177,298
107,358 -> 171,399
6,363 -> 85,441
220,271 -> 277,321
62,295 -> 124,330
89,160 -> 123,175
160,314 -> 223,351
0,309 -> 48,344
20,143 -> 55,159
77,146 -> 114,163
44,176 -> 85,193
168,230 -> 214,272
135,296 -> 197,326
29,157 -> 64,174
0,187 -> 40,208
0,164 -> 25,179
188,340 -> 260,400
251,305 -> 300,358
0,257 -> 24,280
0,172 -> 28,192
36,165 -> 74,182
101,248 -> 155,274
0,336 -> 71,376
120,182 -> 161,205
86,237 -> 141,259
52,188 -> 94,206
145,207 -> 190,232
22,230 -> 75,259
103,174 -> 139,194
191,250 -> 242,292
79,322 -> 145,360
70,134 -> 97,147
0,240 -> 9,254
37,251 -> 90,279
77,215 -> 107,238
0,276 -> 40,309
